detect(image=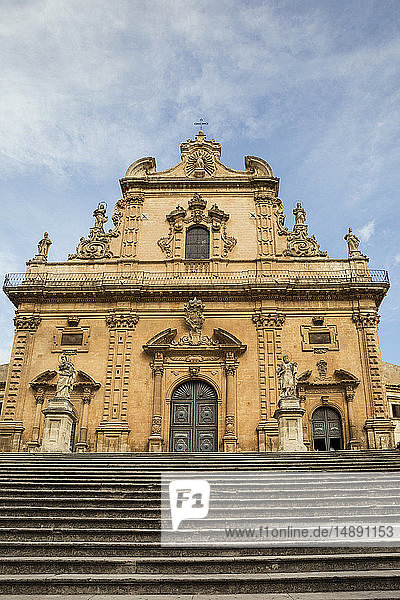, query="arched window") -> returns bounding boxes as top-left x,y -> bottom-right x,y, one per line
185,226 -> 210,260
